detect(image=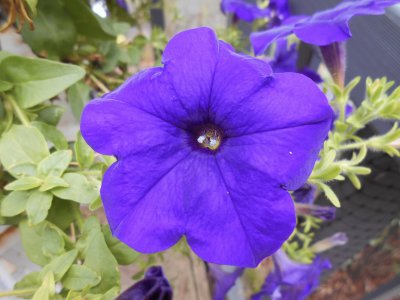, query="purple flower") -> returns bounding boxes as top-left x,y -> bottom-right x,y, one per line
269,40 -> 322,83
116,266 -> 172,300
295,203 -> 336,221
292,183 -> 317,204
116,0 -> 128,11
81,27 -> 334,267
252,250 -> 331,300
269,0 -> 291,26
208,264 -> 244,300
221,0 -> 270,22
251,0 -> 400,55
310,232 -> 349,253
